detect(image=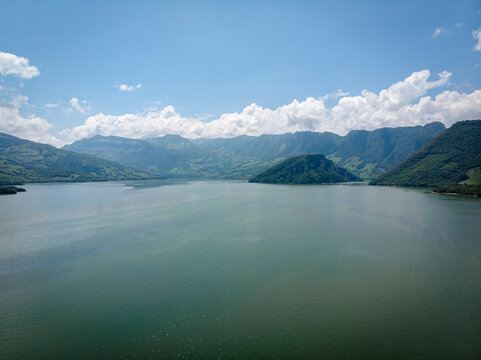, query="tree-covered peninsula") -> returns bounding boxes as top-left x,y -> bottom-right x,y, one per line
0,185 -> 26,195
248,154 -> 360,184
